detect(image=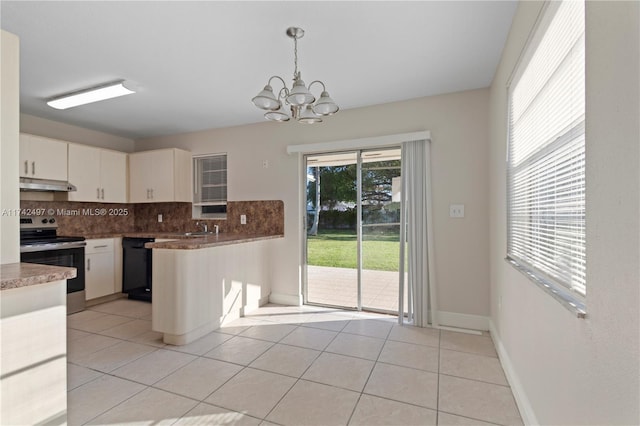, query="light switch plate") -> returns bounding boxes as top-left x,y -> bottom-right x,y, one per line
240,214 -> 247,225
450,204 -> 465,218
